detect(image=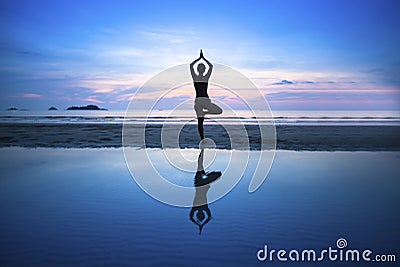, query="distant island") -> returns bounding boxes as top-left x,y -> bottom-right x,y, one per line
48,106 -> 58,110
67,104 -> 107,111
6,107 -> 18,110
